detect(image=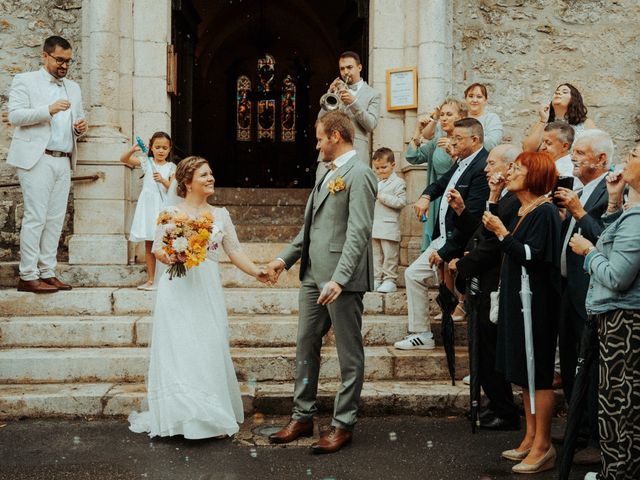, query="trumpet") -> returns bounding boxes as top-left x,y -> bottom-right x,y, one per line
320,74 -> 352,111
